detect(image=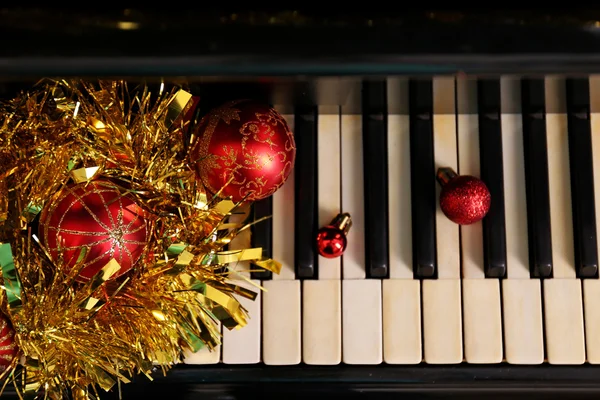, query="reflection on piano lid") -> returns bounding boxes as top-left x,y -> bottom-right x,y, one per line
4,9 -> 600,76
